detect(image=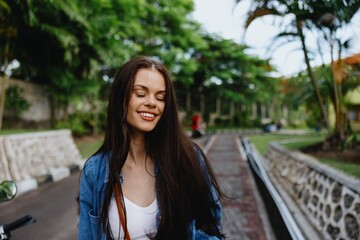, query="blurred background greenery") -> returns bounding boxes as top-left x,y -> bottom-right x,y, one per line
1,0 -> 360,154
